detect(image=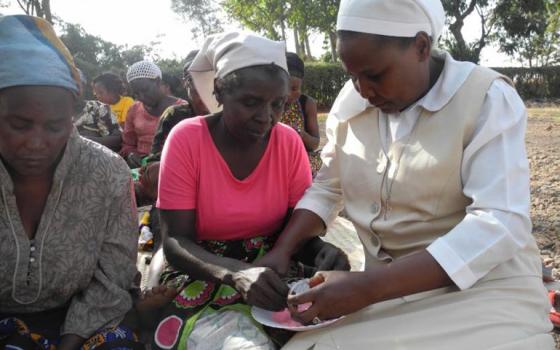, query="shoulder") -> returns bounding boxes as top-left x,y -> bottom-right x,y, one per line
166,116 -> 207,144
161,102 -> 196,121
128,101 -> 143,112
121,96 -> 135,105
74,136 -> 130,188
302,94 -> 317,107
272,122 -> 304,147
